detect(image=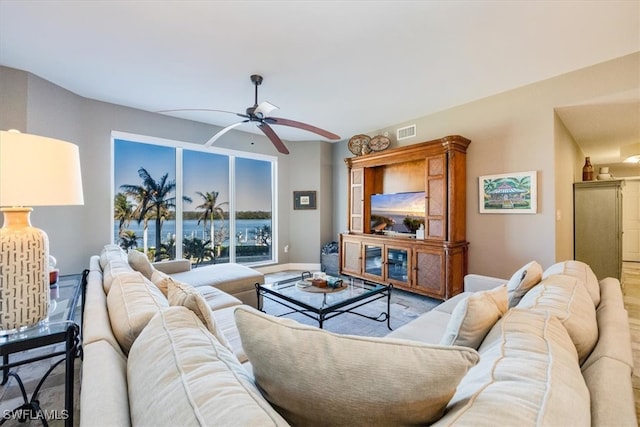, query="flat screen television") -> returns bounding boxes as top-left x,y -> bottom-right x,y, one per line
370,191 -> 425,234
